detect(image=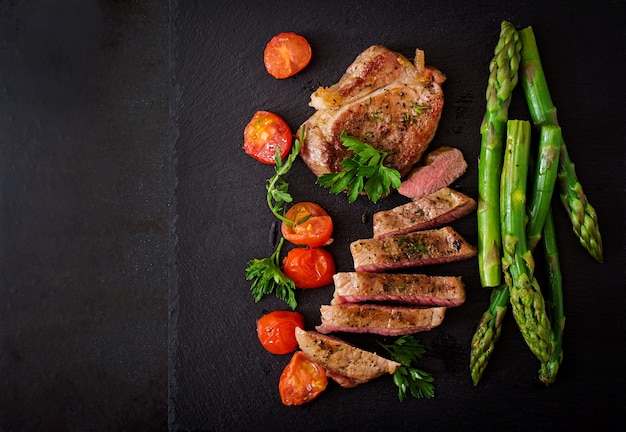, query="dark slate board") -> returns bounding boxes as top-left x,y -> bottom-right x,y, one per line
0,1 -> 169,430
2,0 -> 625,431
169,1 -> 625,431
